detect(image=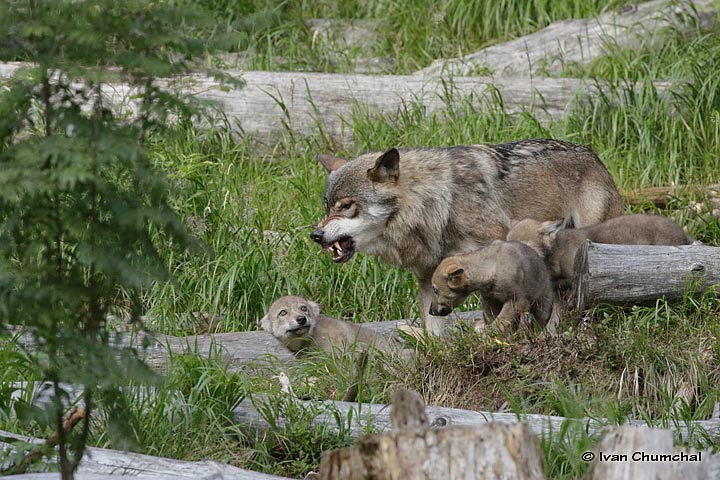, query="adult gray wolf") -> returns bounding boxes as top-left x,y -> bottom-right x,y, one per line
310,139 -> 622,334
506,214 -> 694,285
260,295 -> 396,355
429,240 -> 561,335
